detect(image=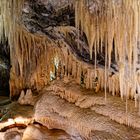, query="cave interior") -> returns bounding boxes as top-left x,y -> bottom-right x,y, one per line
0,0 -> 140,140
